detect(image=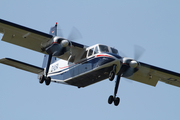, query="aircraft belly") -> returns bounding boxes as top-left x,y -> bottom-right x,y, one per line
49,57 -> 118,87
65,66 -> 113,87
